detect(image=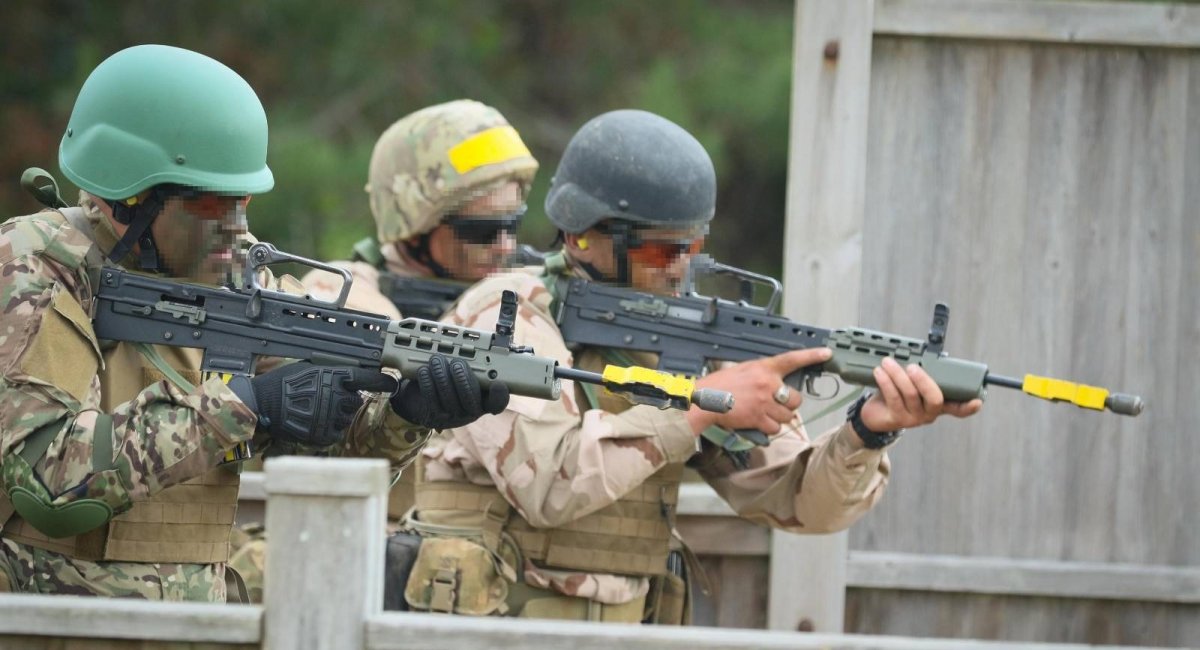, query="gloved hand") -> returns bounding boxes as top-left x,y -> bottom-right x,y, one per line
389,354 -> 510,429
228,361 -> 394,447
